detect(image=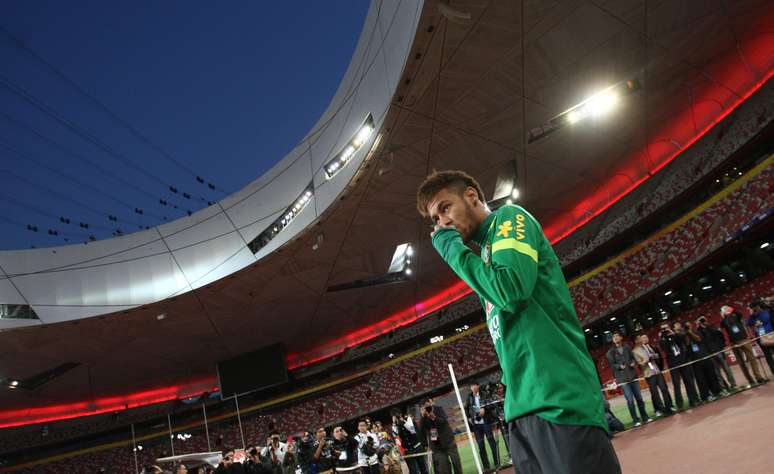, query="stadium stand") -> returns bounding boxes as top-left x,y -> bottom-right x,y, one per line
556,84 -> 773,266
